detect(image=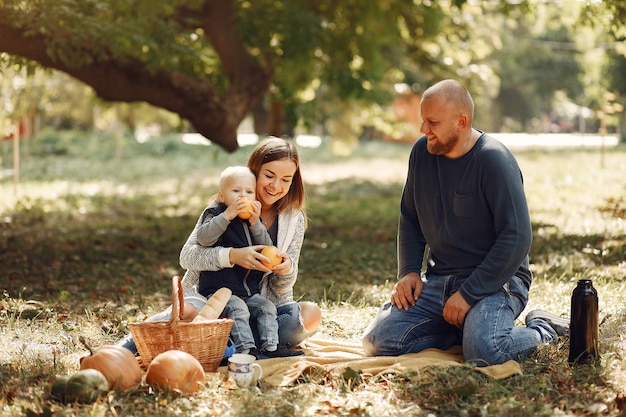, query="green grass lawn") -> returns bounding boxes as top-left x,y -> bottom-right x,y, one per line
1,132 -> 626,416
